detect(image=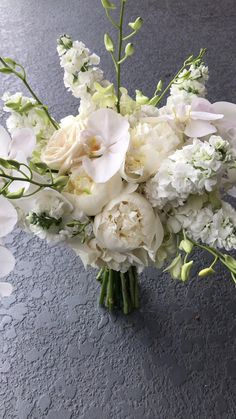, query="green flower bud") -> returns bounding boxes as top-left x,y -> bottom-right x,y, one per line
135,90 -> 149,105
6,188 -> 25,199
53,176 -> 68,189
223,254 -> 236,271
101,0 -> 116,9
125,43 -> 134,57
181,261 -> 193,282
57,34 -> 72,50
198,267 -> 215,277
156,80 -> 163,92
128,17 -> 143,31
104,33 -> 114,52
179,239 -> 193,254
164,254 -> 183,280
